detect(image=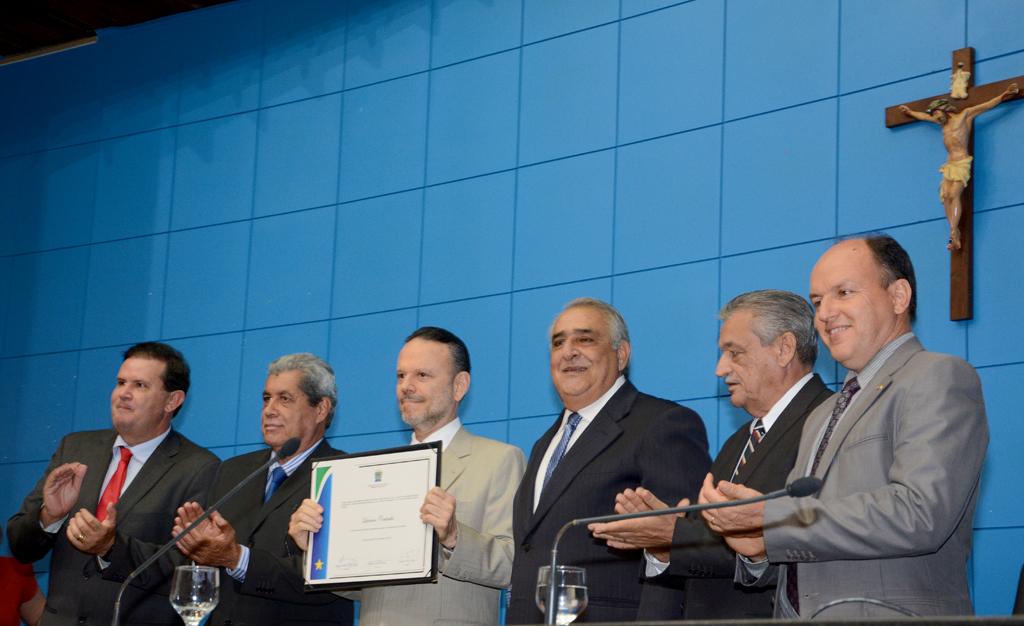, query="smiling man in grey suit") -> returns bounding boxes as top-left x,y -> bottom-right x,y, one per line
702,235 -> 988,618
289,326 -> 526,625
